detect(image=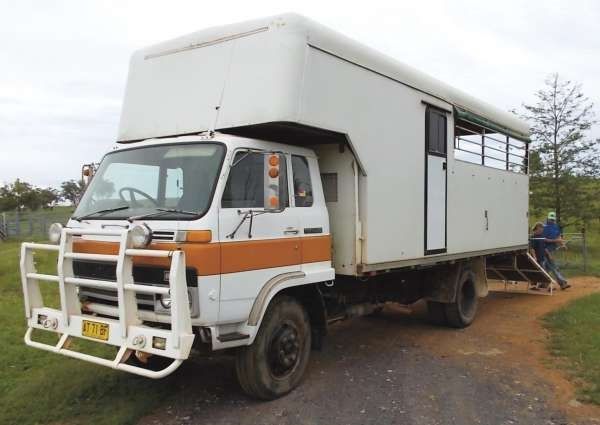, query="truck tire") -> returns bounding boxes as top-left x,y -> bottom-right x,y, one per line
426,301 -> 447,325
235,295 -> 311,400
444,269 -> 478,328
